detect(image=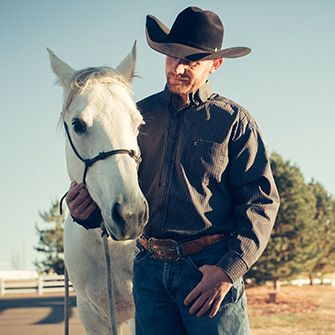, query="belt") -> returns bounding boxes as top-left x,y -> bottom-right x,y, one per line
137,233 -> 226,262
